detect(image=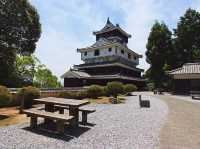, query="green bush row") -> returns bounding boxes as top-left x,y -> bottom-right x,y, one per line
0,85 -> 40,109
59,82 -> 138,99
0,82 -> 138,108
